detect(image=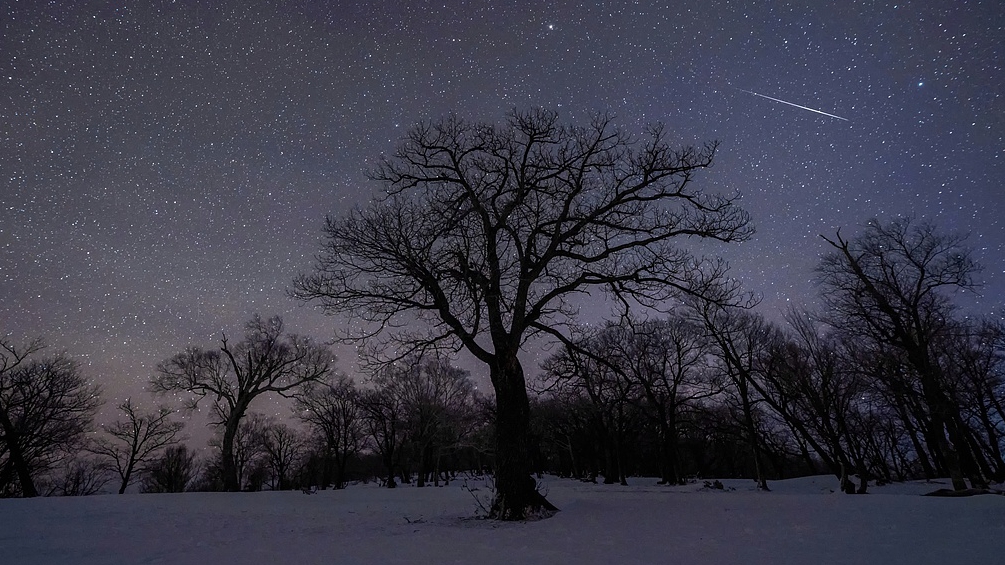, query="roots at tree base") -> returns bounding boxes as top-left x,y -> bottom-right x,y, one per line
489,474 -> 559,521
